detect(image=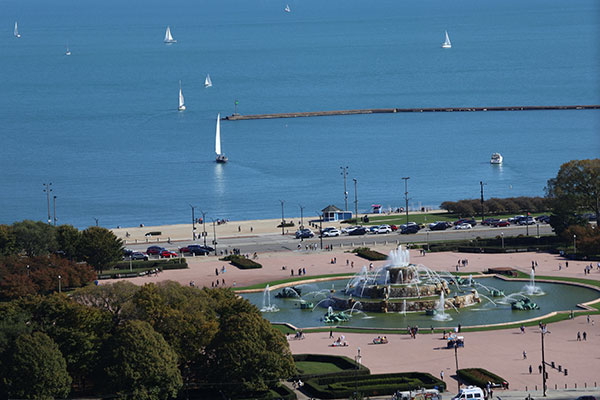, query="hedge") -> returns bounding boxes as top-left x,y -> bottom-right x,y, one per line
188,384 -> 296,400
457,368 -> 508,389
303,372 -> 445,399
220,255 -> 262,269
352,247 -> 388,261
293,354 -> 370,381
98,259 -> 188,279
